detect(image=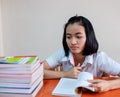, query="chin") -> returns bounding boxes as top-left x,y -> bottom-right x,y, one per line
71,50 -> 80,54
